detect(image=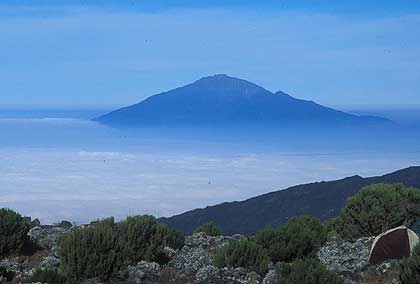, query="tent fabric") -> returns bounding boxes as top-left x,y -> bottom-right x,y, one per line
369,226 -> 419,265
